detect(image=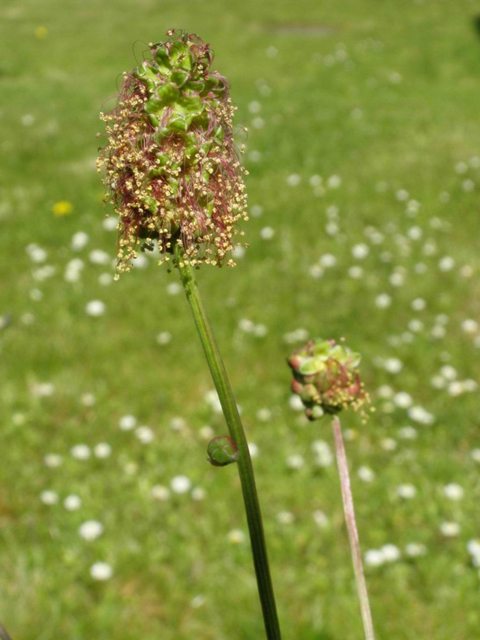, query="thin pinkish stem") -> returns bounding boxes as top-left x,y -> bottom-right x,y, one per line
332,416 -> 375,640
